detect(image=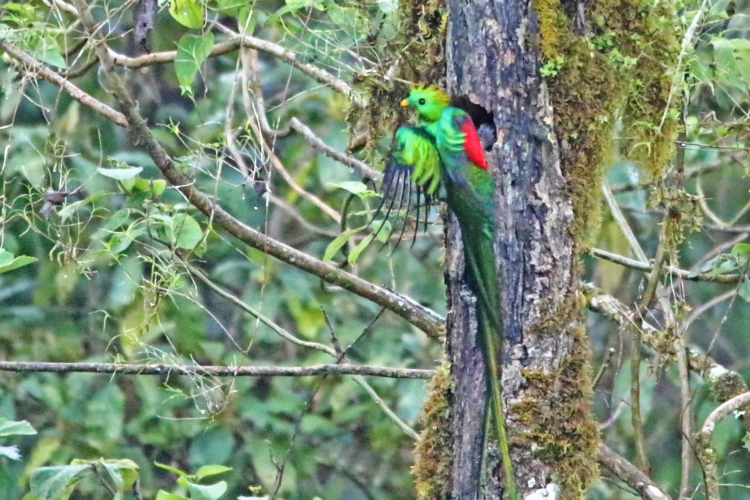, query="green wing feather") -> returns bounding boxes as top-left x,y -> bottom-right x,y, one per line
371,125 -> 441,243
